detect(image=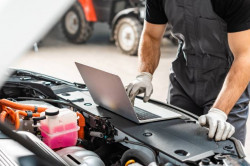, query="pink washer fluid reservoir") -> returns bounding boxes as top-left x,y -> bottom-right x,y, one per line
39,108 -> 79,149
